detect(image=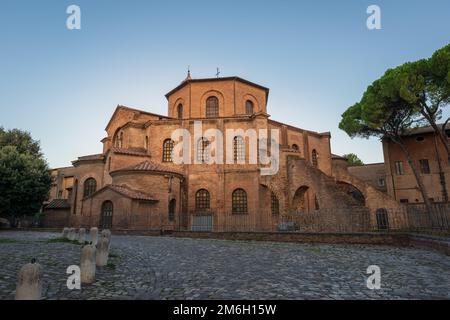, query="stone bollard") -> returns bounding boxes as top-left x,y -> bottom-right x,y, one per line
67,228 -> 75,241
101,229 -> 111,244
78,228 -> 86,244
15,259 -> 42,300
73,229 -> 80,241
90,227 -> 99,246
96,237 -> 110,267
80,244 -> 96,284
62,227 -> 69,239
